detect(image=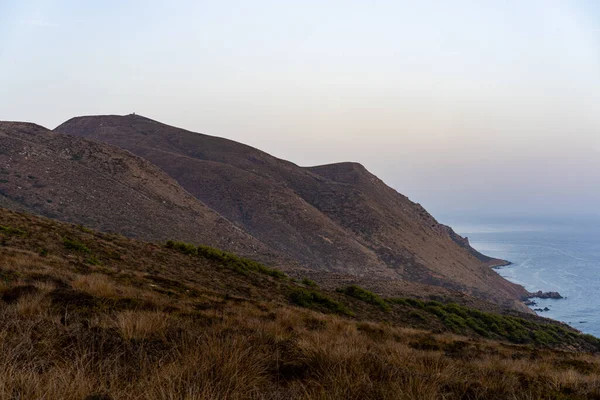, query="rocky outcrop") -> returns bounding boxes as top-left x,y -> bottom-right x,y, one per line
534,307 -> 551,312
527,291 -> 563,300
